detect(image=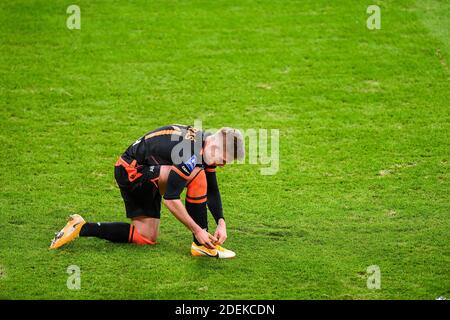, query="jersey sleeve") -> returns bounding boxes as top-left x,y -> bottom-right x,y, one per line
205,167 -> 224,223
163,169 -> 188,200
163,152 -> 198,200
